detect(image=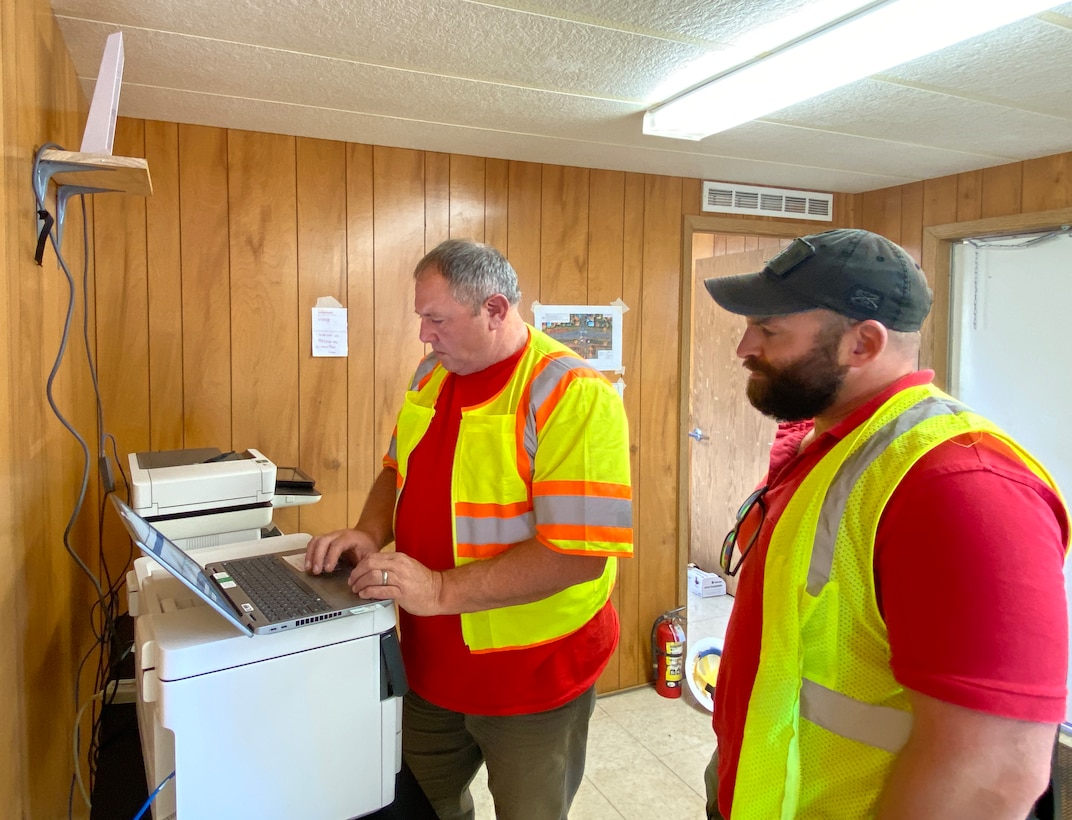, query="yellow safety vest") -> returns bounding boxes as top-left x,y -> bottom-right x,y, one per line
385,326 -> 633,652
732,383 -> 1068,818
